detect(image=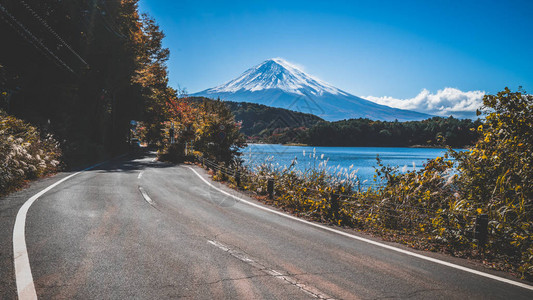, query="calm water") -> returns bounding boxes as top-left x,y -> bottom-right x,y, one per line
241,144 -> 456,185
